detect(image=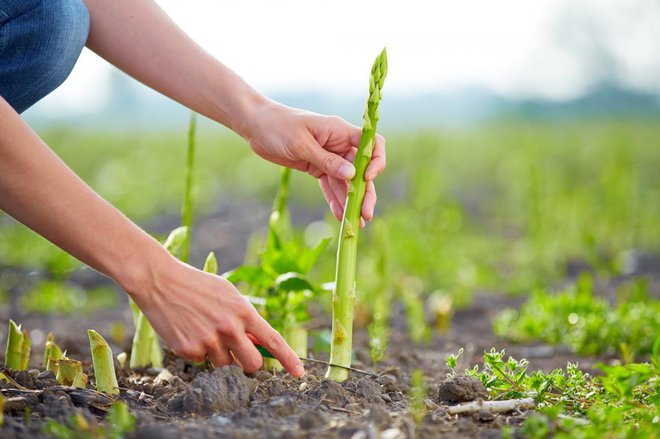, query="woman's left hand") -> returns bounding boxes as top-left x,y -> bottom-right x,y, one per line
245,101 -> 386,224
